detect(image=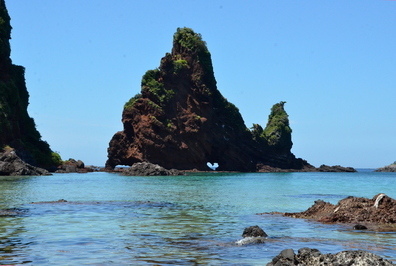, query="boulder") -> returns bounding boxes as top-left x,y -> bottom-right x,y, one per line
0,151 -> 49,176
242,225 -> 268,237
122,162 -> 184,176
267,248 -> 394,265
236,225 -> 267,245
